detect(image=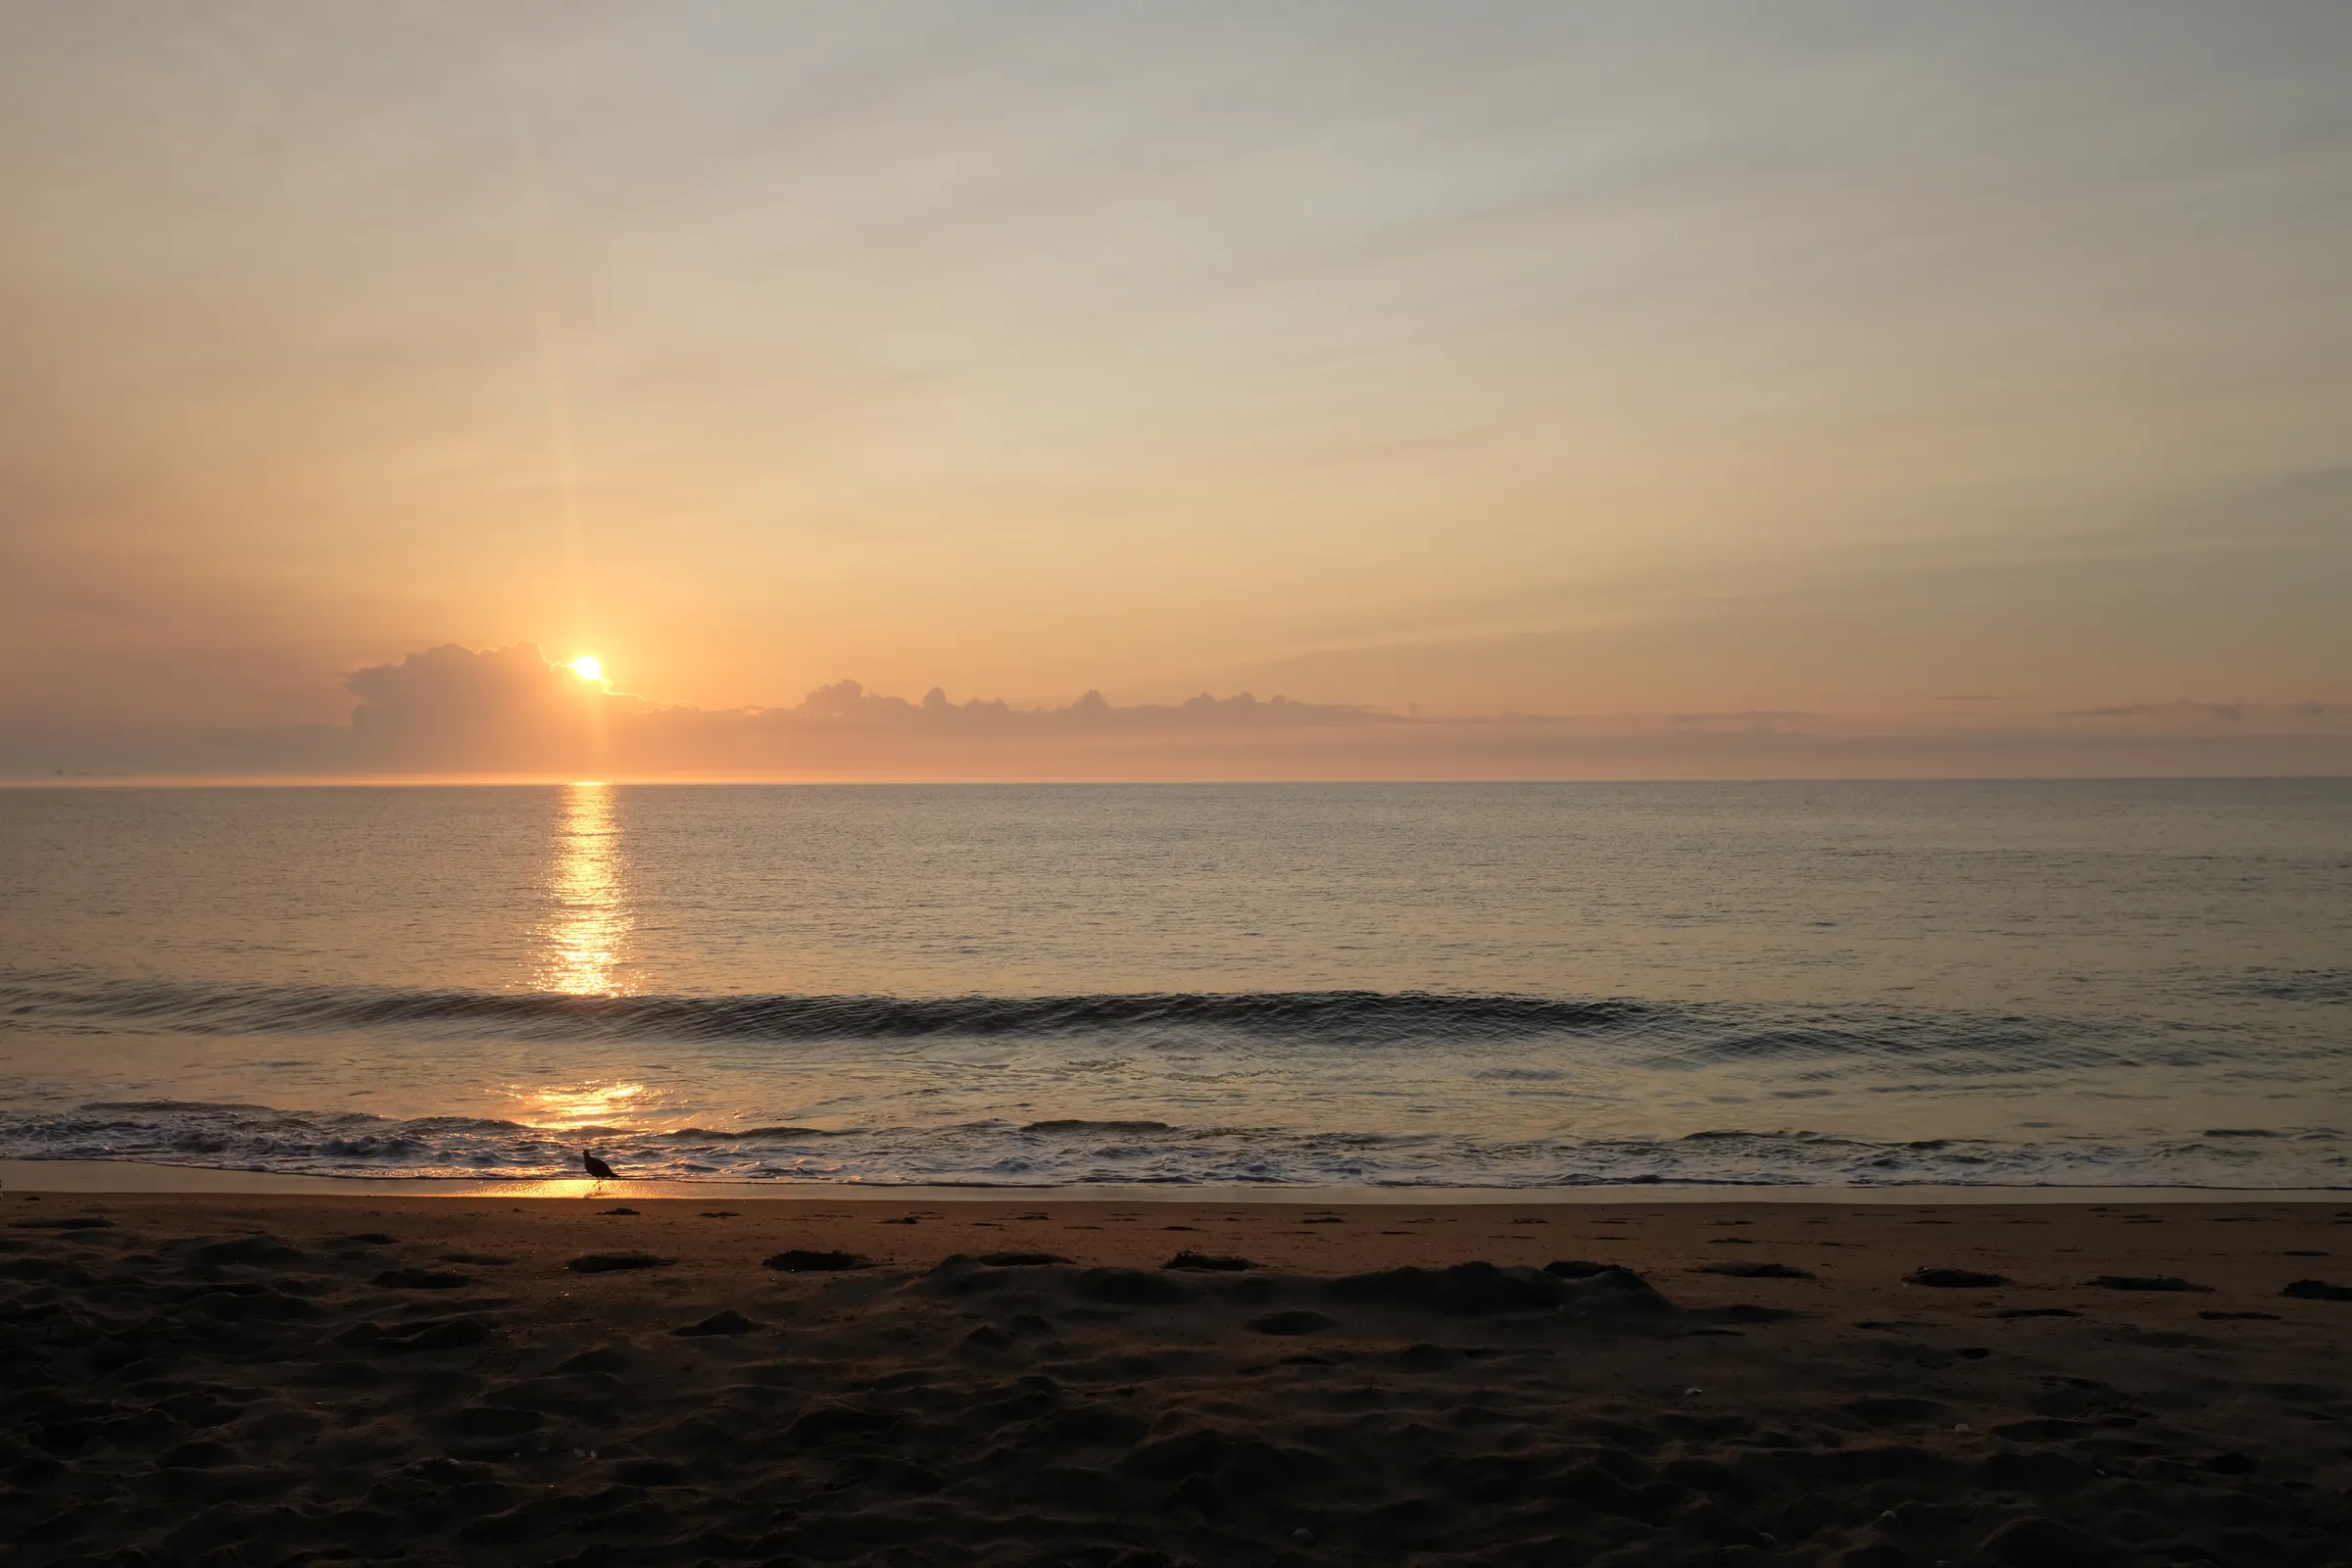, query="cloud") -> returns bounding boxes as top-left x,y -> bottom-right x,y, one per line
339,643 -> 651,772
773,679 -> 1377,731
7,643 -> 2352,782
2058,700 -> 2352,725
146,645 -> 1397,778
